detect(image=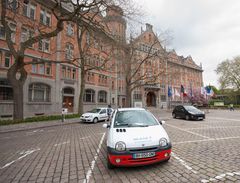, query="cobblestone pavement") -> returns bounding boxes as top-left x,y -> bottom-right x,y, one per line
0,110 -> 240,183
